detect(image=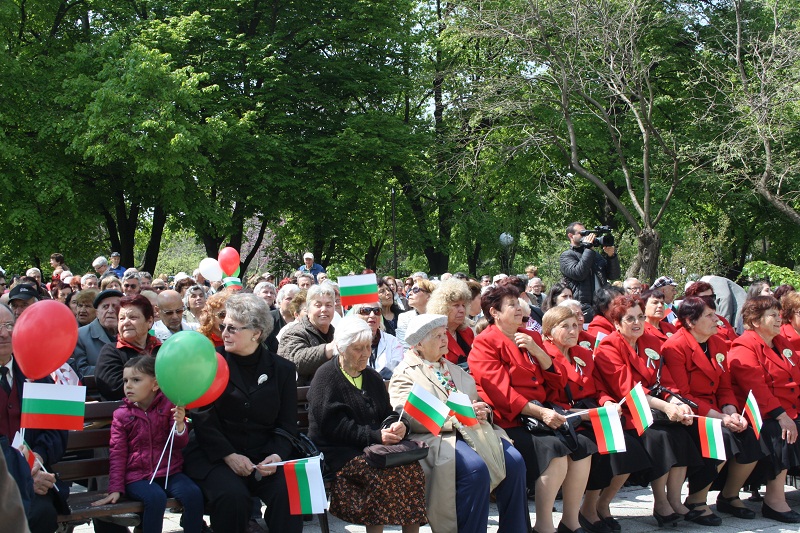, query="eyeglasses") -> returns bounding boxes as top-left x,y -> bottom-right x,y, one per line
214,310 -> 226,319
410,287 -> 429,294
621,314 -> 646,324
152,286 -> 166,291
0,323 -> 13,332
161,307 -> 184,316
358,307 -> 382,316
123,283 -> 139,289
219,324 -> 251,334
